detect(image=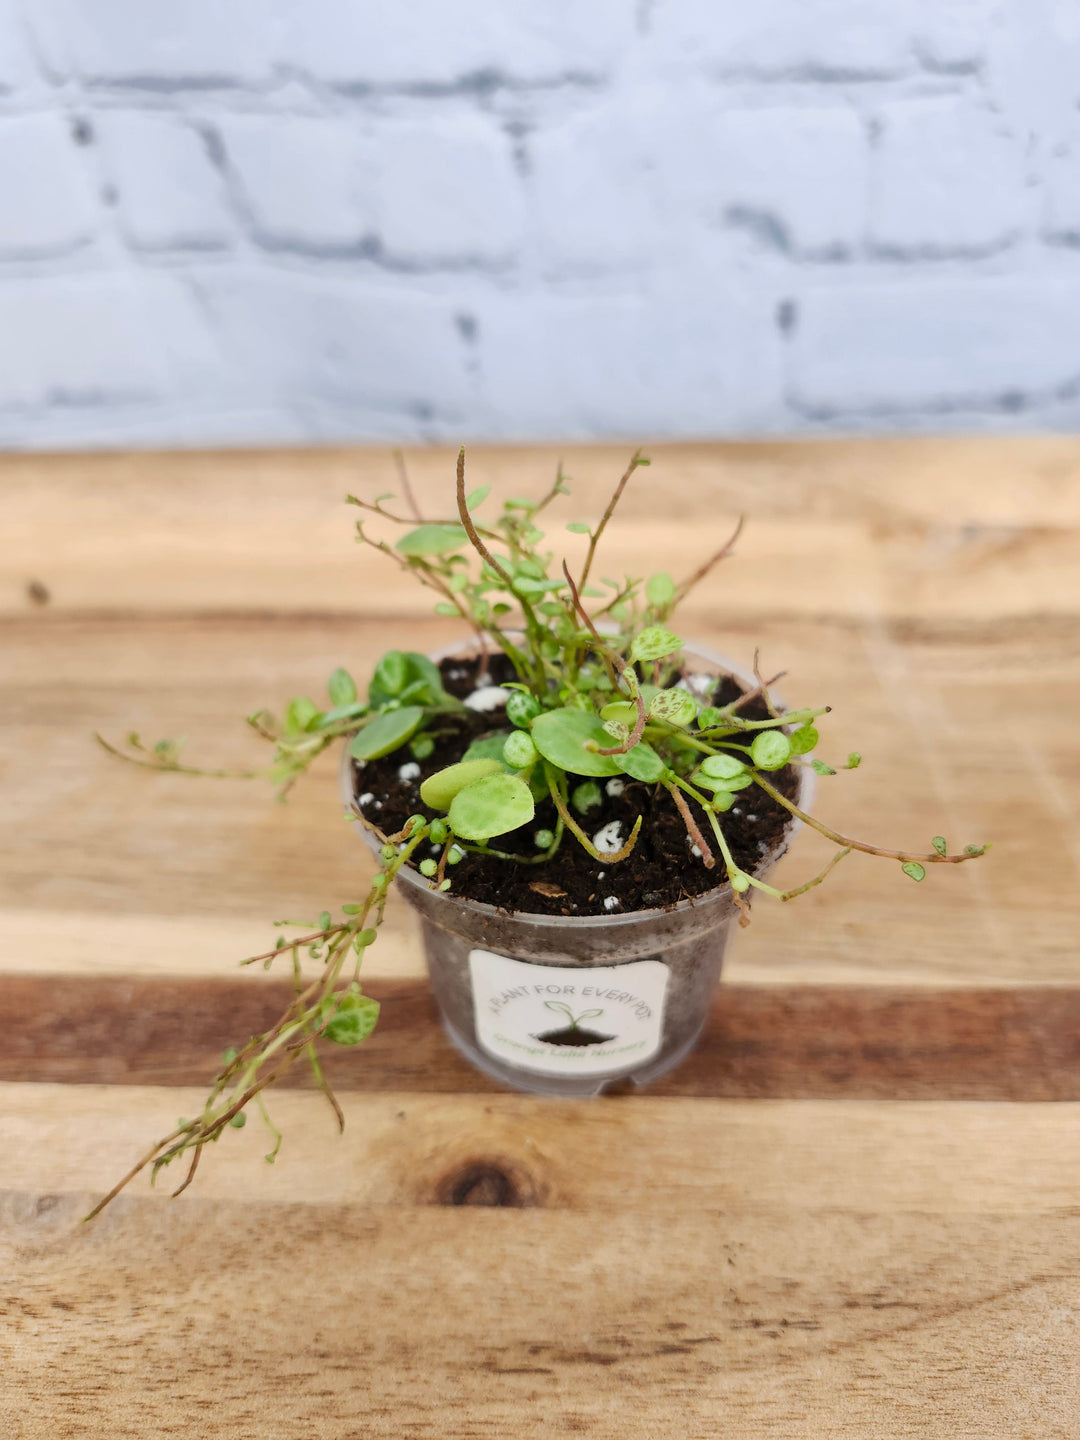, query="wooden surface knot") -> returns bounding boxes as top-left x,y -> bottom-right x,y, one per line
437,1159 -> 540,1208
